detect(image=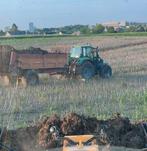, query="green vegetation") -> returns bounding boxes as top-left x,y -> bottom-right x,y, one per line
92,24 -> 105,34
0,74 -> 147,129
0,32 -> 147,50
0,30 -> 5,36
1,22 -> 147,37
80,26 -> 91,34
107,26 -> 115,33
1,32 -> 147,40
11,23 -> 18,33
